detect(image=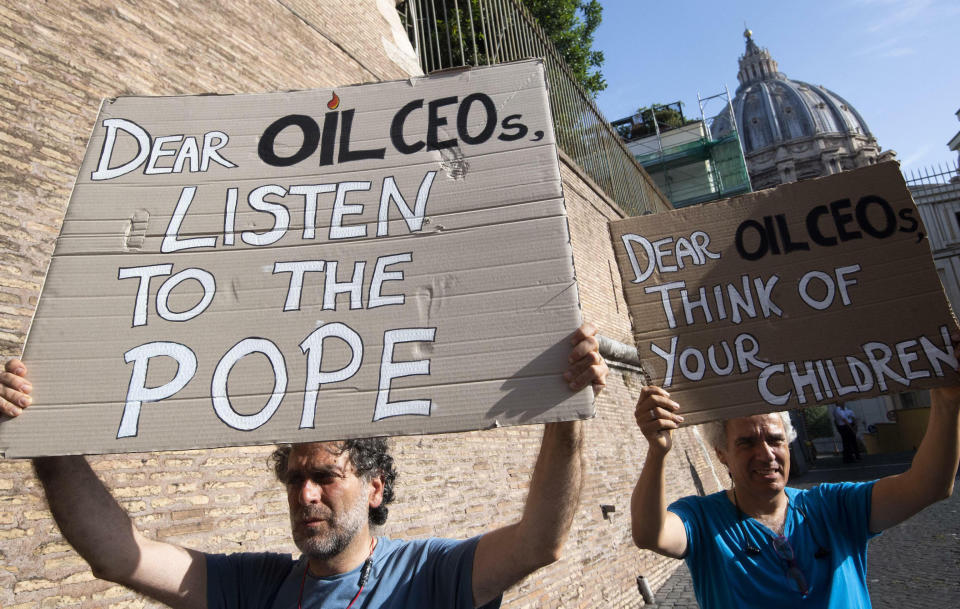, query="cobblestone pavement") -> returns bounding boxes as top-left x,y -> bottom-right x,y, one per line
649,452 -> 960,608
